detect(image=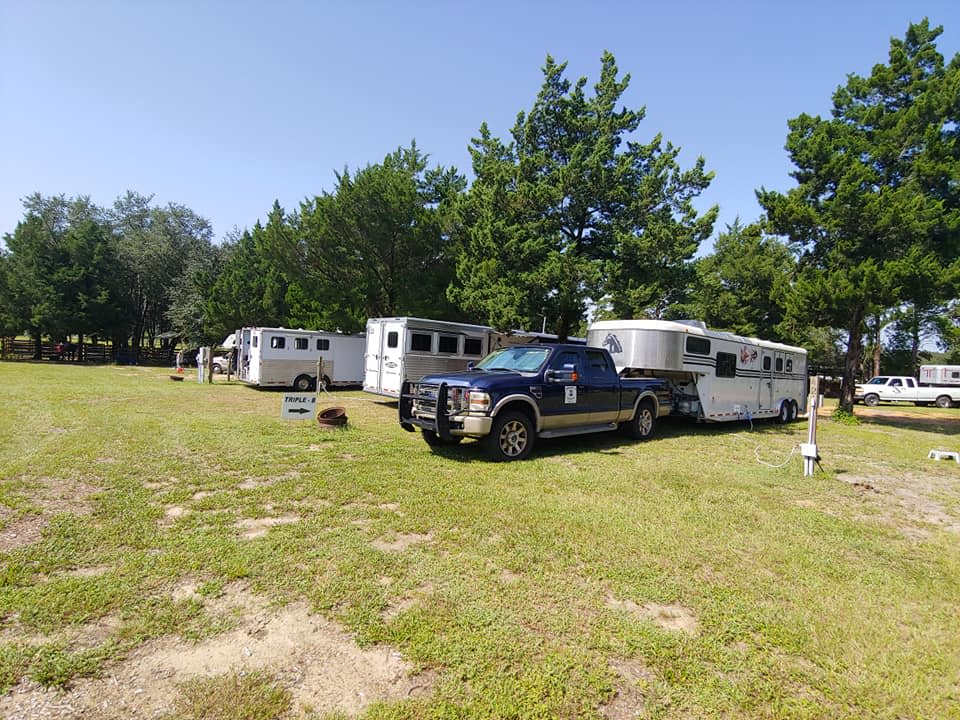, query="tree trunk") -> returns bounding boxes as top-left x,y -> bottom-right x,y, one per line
871,314 -> 881,378
839,306 -> 866,413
